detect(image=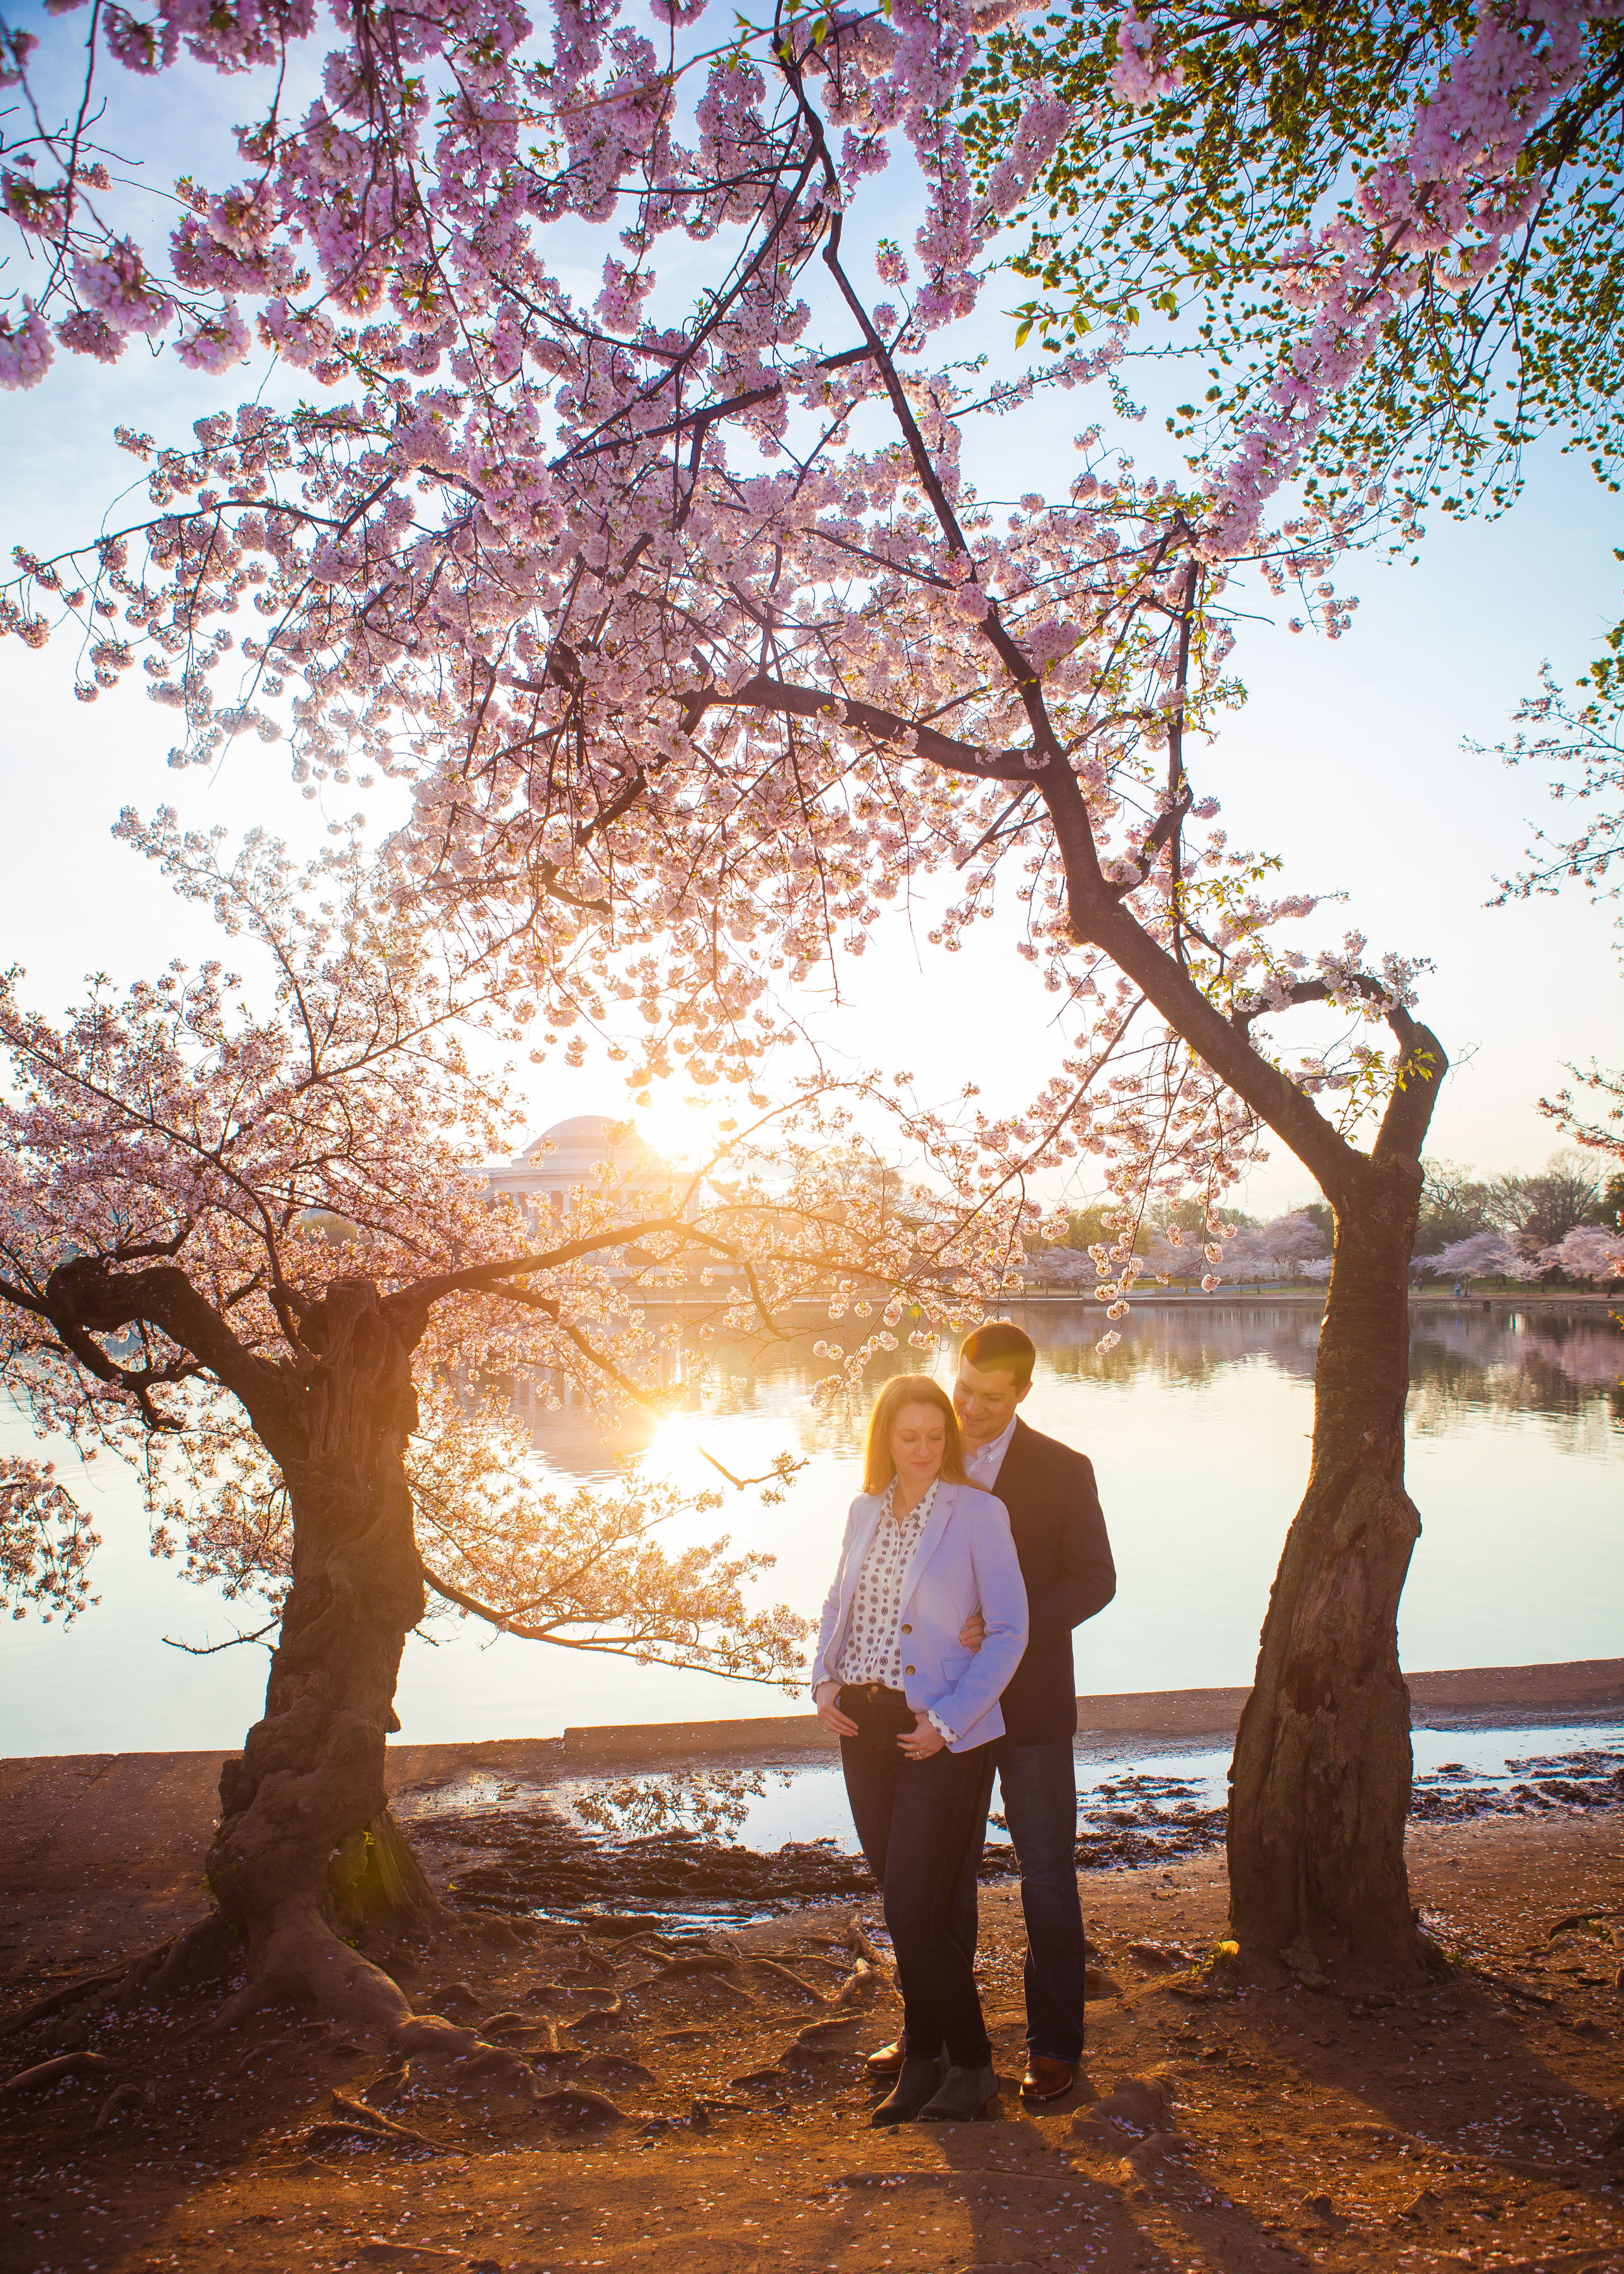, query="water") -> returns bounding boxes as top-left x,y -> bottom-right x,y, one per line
3,1301 -> 1618,1755
539,1720 -> 1624,1857
396,1722 -> 1624,1927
